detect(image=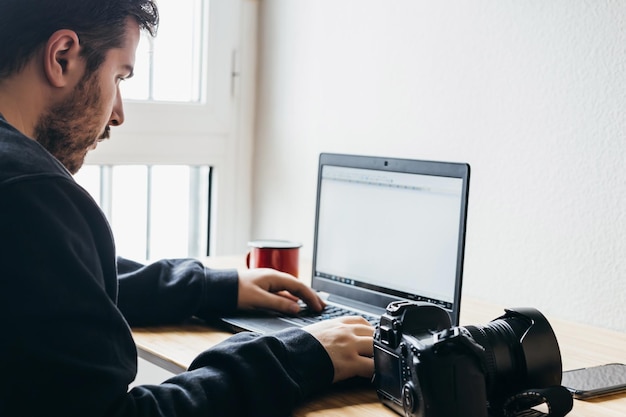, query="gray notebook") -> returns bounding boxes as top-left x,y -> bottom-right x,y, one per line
218,153 -> 470,333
